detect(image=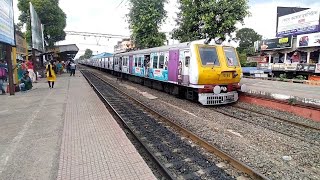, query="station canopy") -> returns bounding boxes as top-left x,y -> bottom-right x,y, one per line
46,44 -> 79,61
